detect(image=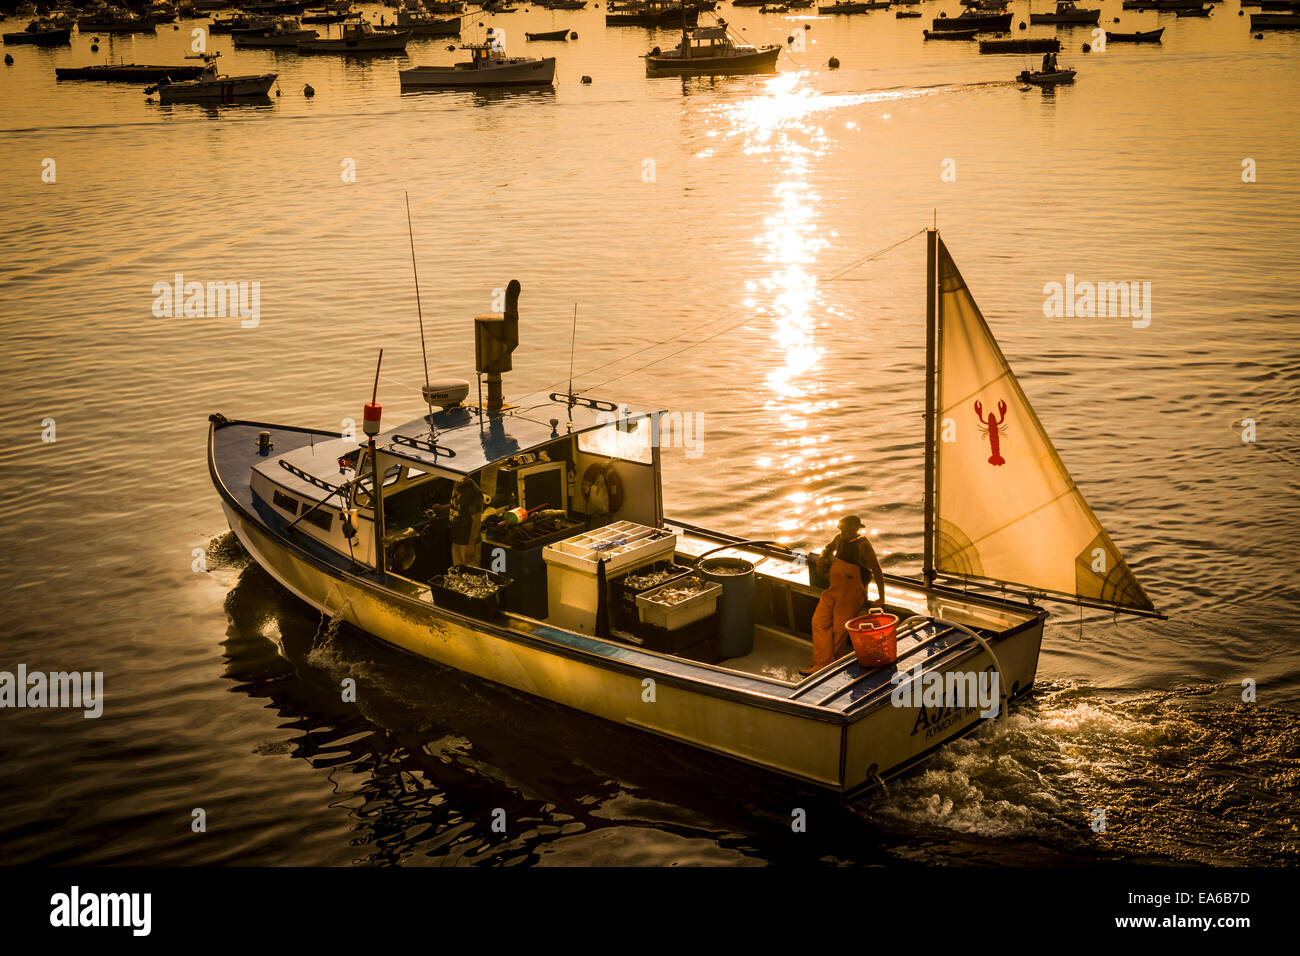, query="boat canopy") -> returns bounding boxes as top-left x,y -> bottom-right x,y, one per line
692,26 -> 728,39
374,393 -> 660,476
